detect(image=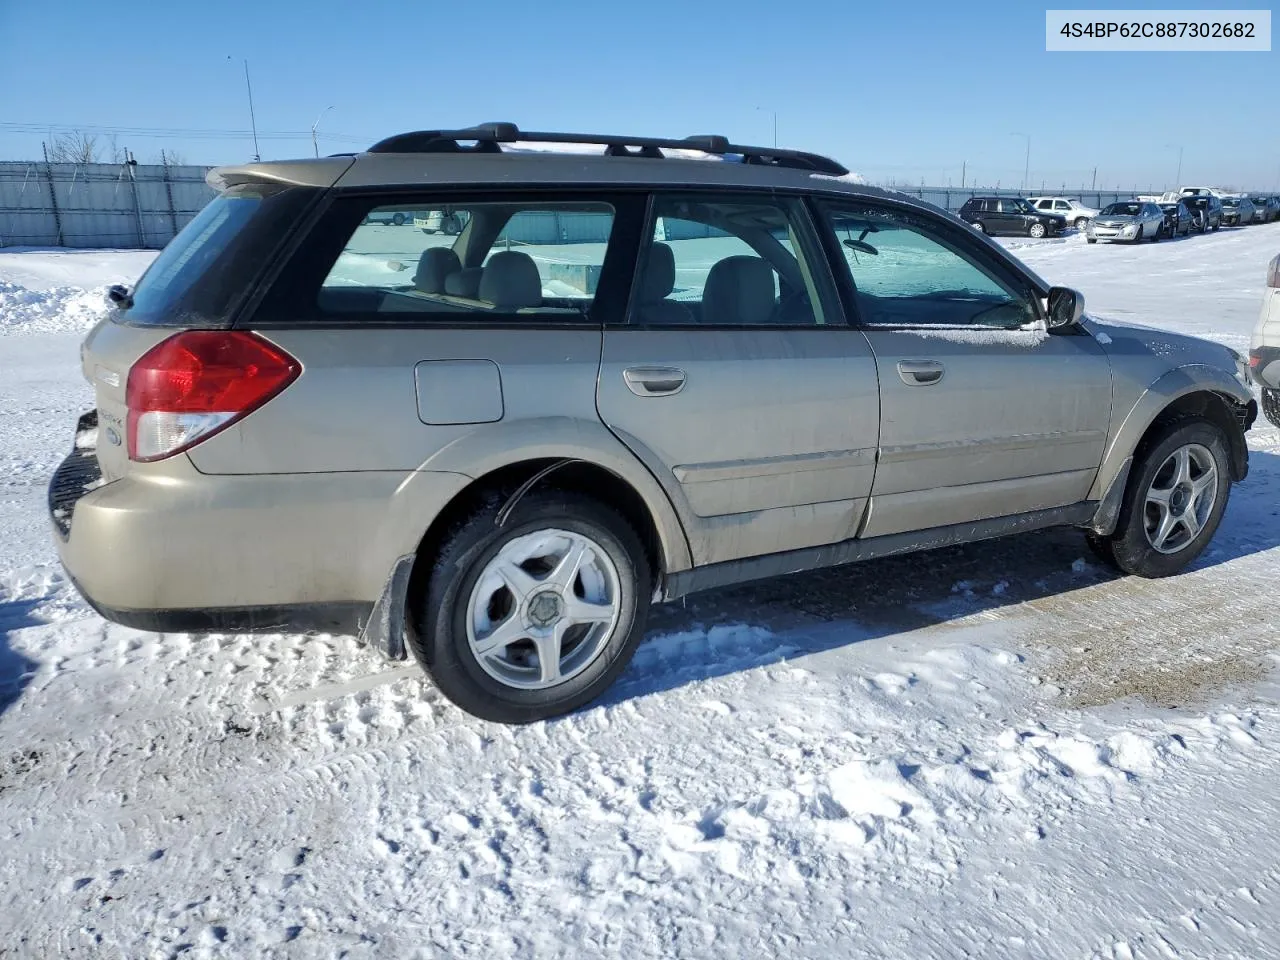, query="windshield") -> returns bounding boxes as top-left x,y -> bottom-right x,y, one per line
1101,203 -> 1142,216
1223,199 -> 1240,207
